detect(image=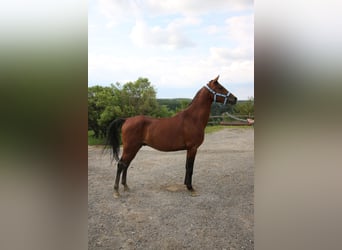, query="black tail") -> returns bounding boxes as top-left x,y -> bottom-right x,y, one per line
104,118 -> 126,162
